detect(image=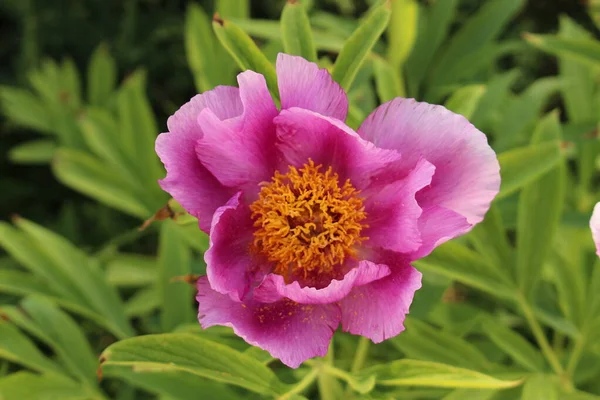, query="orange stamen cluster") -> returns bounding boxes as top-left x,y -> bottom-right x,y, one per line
250,160 -> 368,280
